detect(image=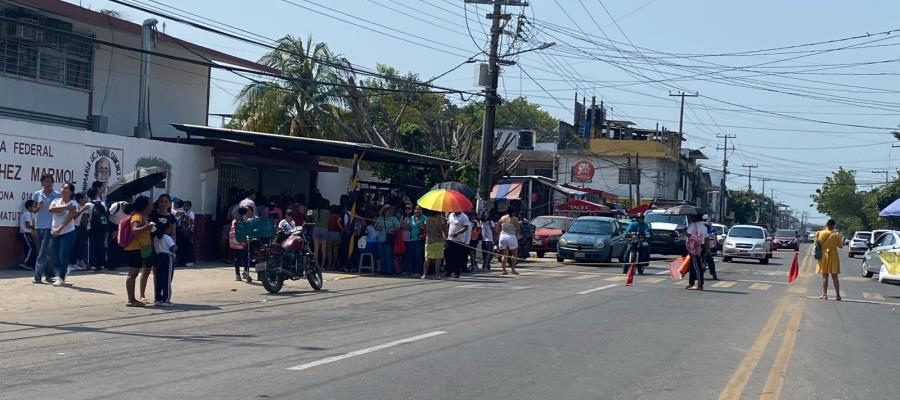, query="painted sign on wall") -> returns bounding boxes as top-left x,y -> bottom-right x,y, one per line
0,119 -> 215,227
571,160 -> 595,182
